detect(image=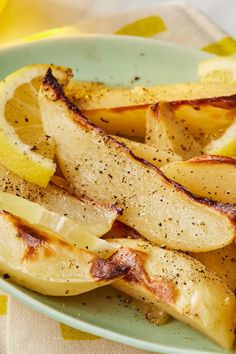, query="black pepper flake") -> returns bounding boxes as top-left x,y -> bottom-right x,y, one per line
3,273 -> 10,279
31,145 -> 38,152
100,117 -> 109,123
